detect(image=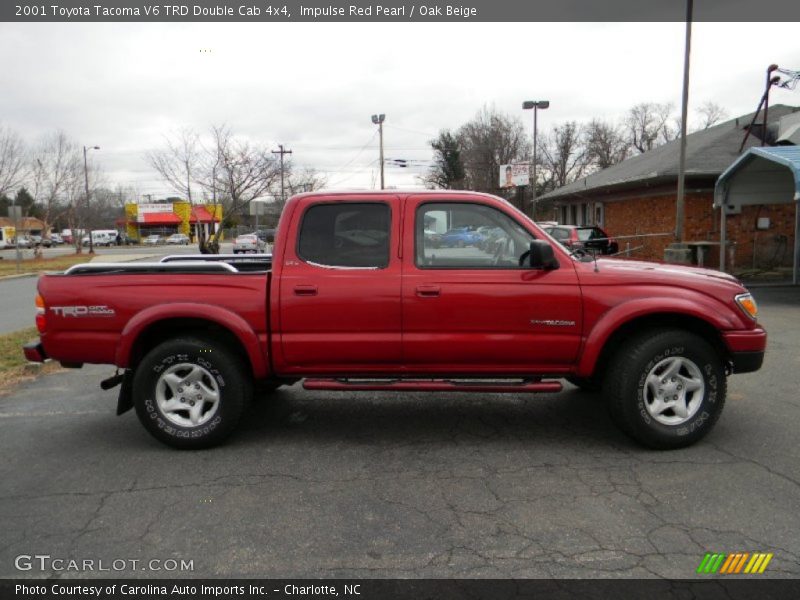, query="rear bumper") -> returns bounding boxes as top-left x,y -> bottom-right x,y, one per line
23,342 -> 48,363
723,328 -> 767,374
